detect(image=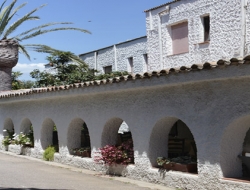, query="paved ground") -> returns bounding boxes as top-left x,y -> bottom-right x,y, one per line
0,151 -> 175,190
